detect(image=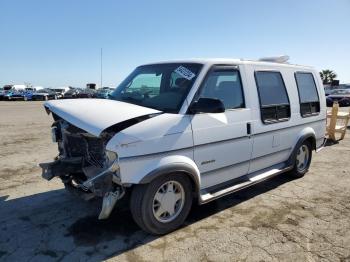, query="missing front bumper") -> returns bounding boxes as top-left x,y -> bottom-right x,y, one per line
39,158 -> 123,219
39,159 -> 81,181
